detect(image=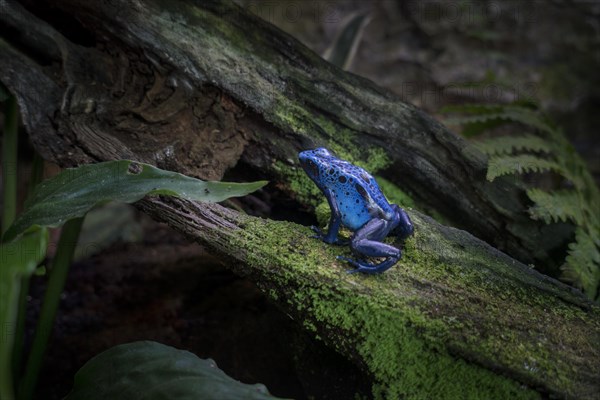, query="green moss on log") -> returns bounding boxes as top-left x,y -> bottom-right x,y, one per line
232,215 -> 549,399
